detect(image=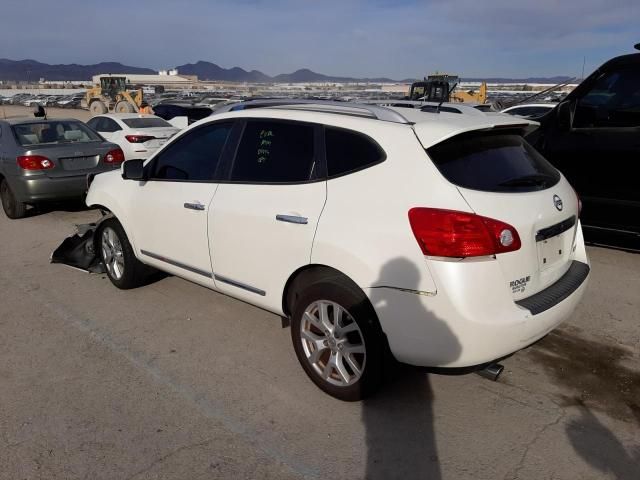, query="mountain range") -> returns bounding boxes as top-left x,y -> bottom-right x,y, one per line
0,58 -> 572,84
